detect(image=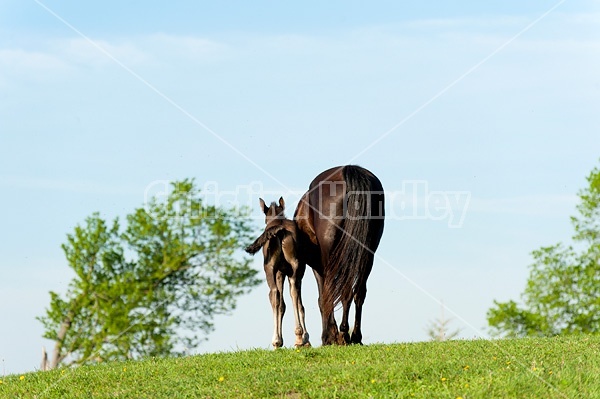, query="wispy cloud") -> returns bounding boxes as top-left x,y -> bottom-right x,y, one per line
1,175 -> 138,196
468,195 -> 578,216
0,48 -> 69,73
403,15 -> 529,30
0,40 -> 147,78
58,37 -> 149,67
147,33 -> 228,61
2,9 -> 598,78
